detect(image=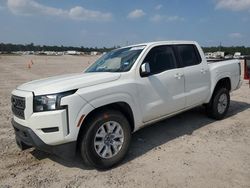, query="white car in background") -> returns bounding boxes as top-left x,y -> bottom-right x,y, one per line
234,52 -> 241,59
